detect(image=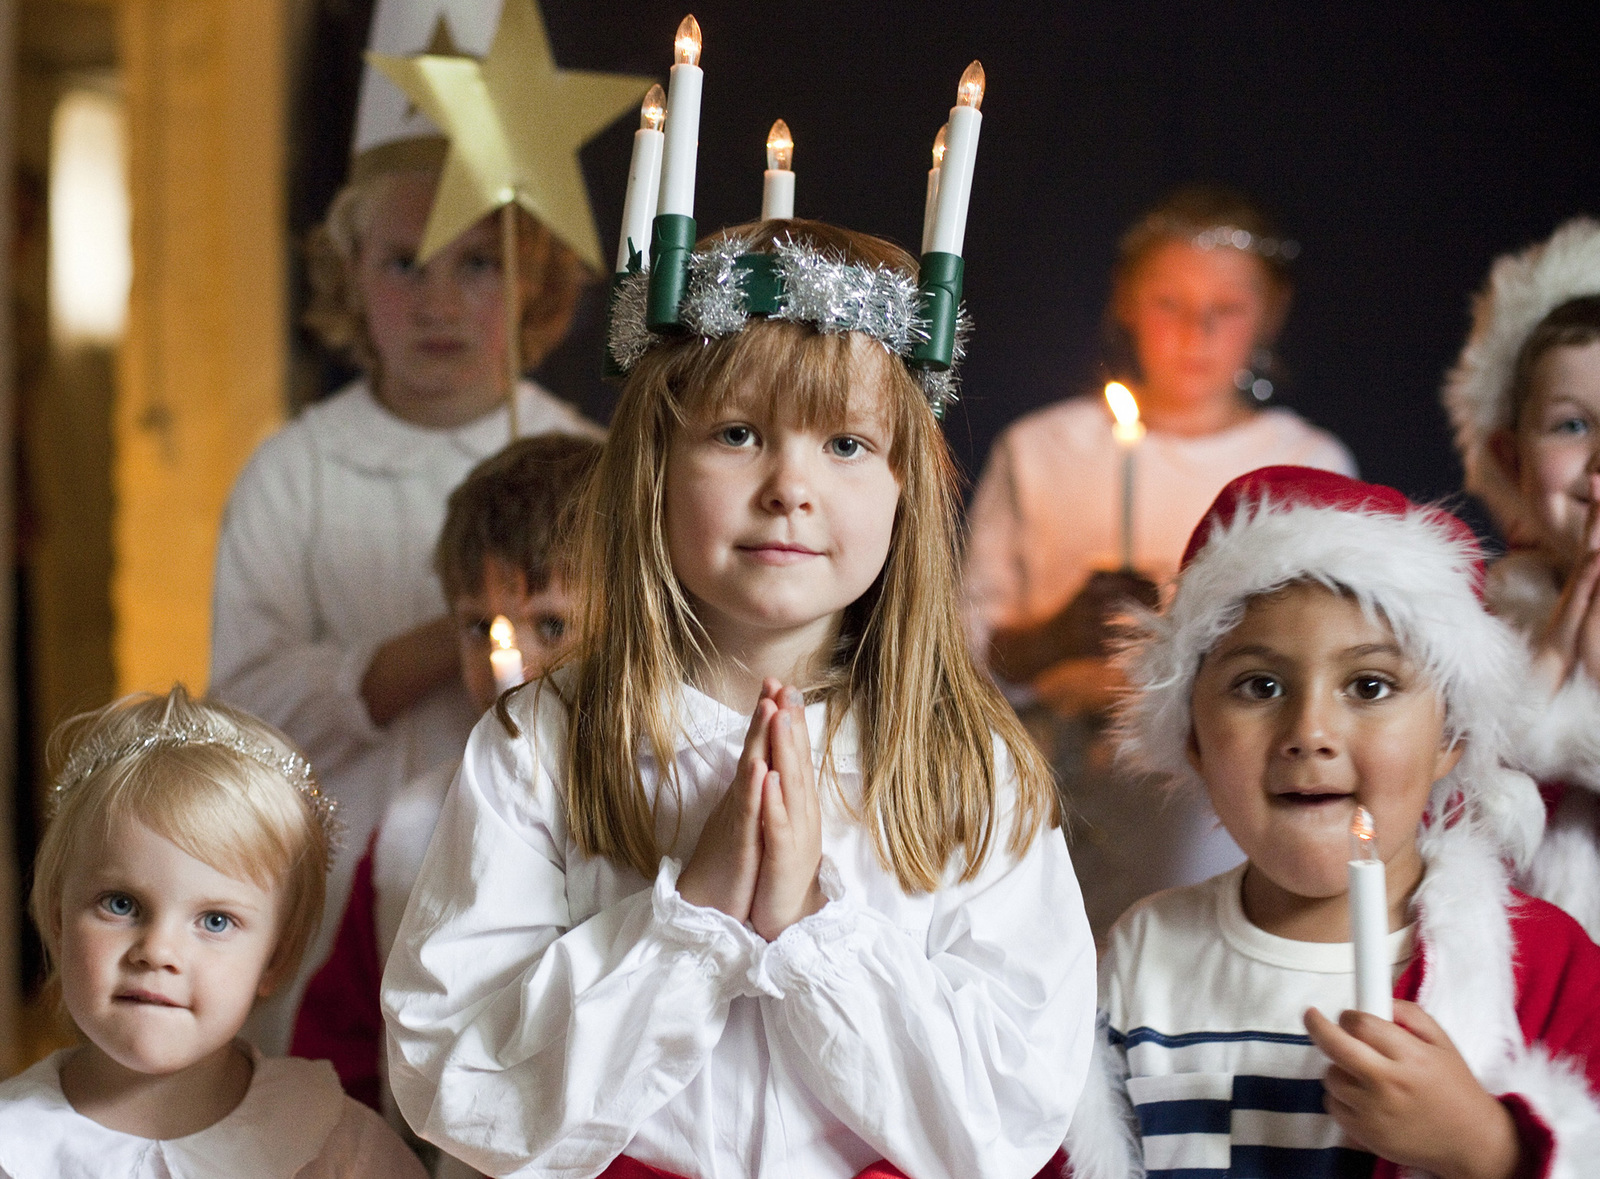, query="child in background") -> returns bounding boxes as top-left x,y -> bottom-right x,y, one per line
382,221 -> 1096,1179
0,687 -> 426,1178
1444,218 -> 1600,940
291,432 -> 600,1130
964,186 -> 1356,942
1065,467 -> 1600,1179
